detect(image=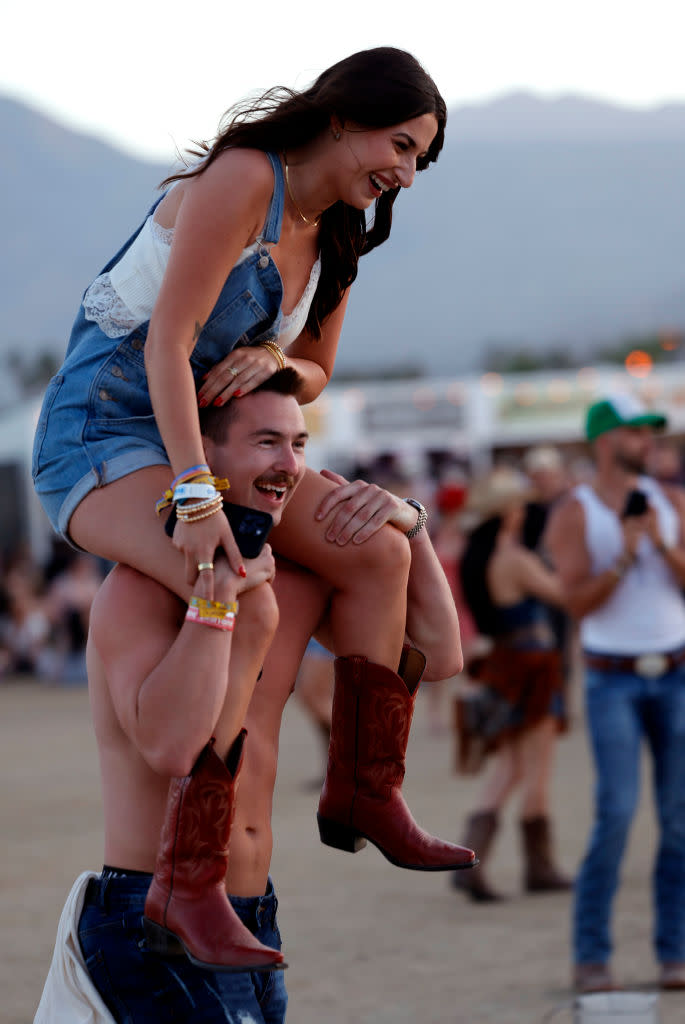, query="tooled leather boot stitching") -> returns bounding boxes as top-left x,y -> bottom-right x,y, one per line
143,730 -> 285,972
318,649 -> 477,871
